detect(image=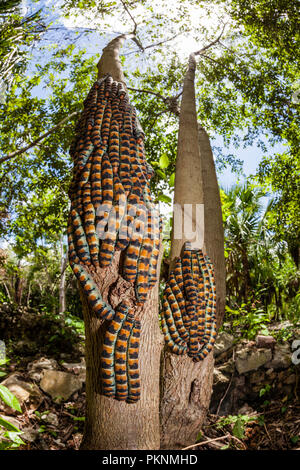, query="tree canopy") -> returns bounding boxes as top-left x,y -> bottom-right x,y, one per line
0,0 -> 298,267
